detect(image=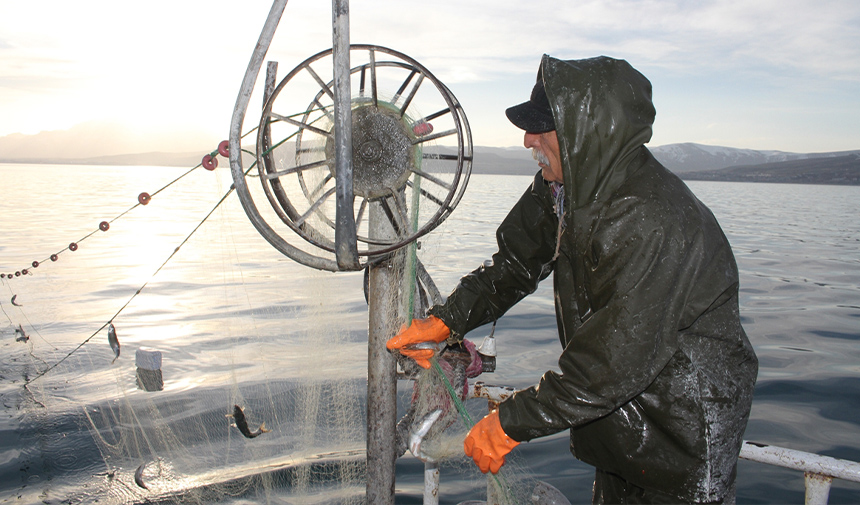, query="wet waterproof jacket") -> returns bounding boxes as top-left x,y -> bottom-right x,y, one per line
430,55 -> 758,503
